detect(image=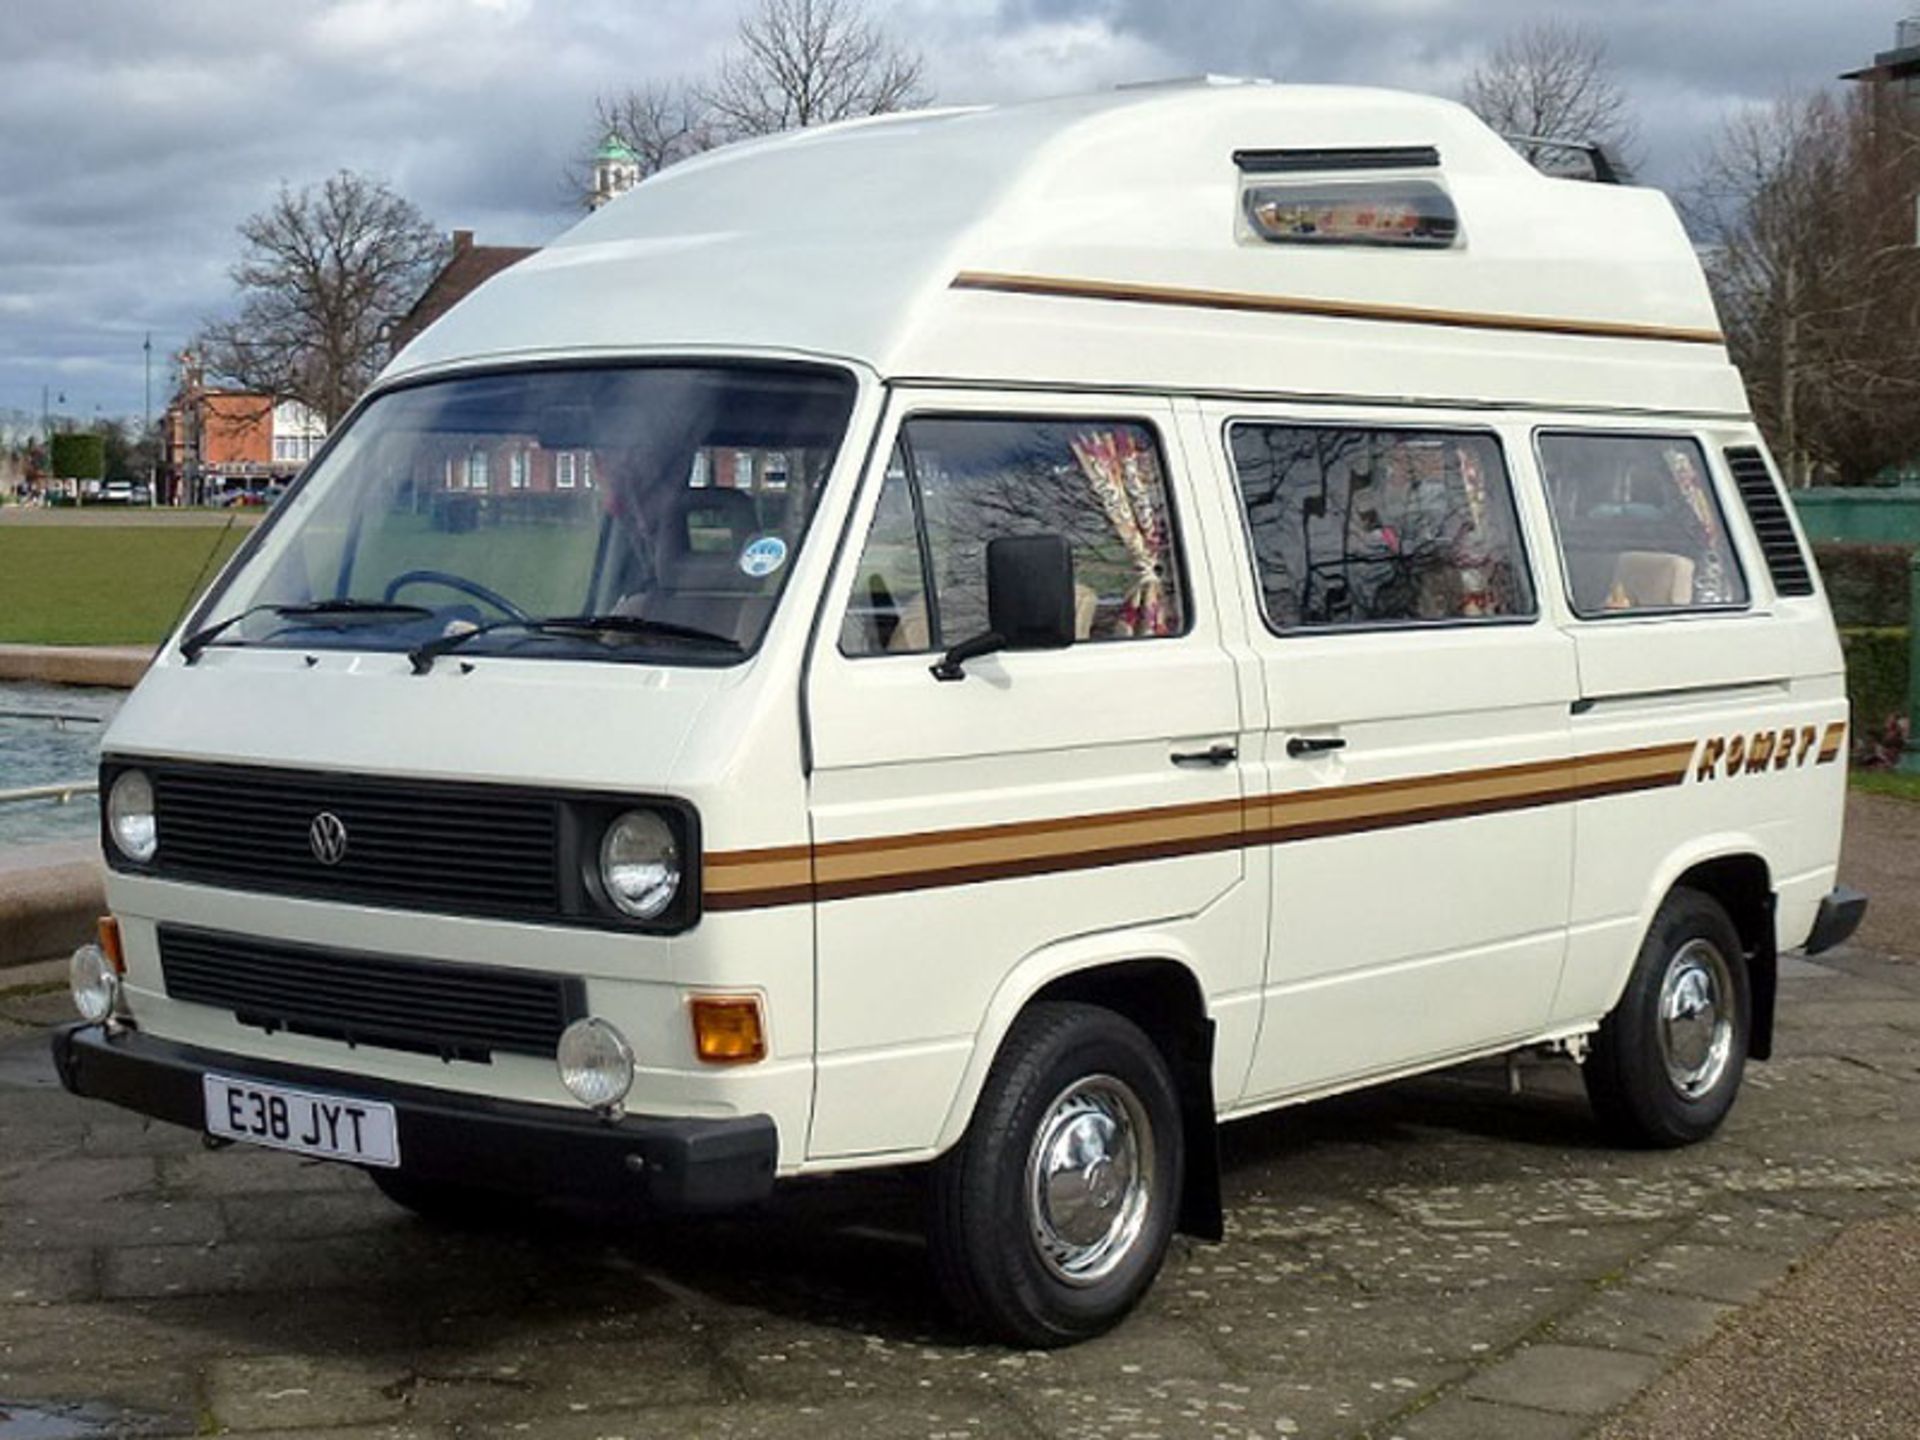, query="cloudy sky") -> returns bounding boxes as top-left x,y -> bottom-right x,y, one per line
0,0 -> 1901,424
